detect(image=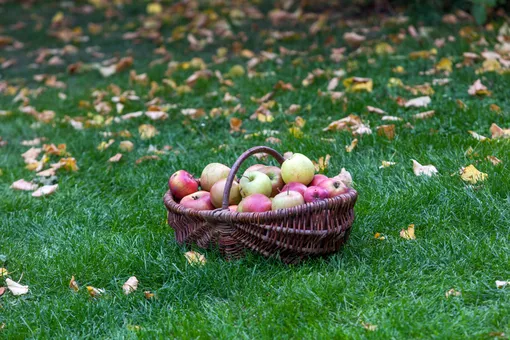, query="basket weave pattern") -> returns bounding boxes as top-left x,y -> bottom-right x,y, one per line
164,146 -> 358,263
